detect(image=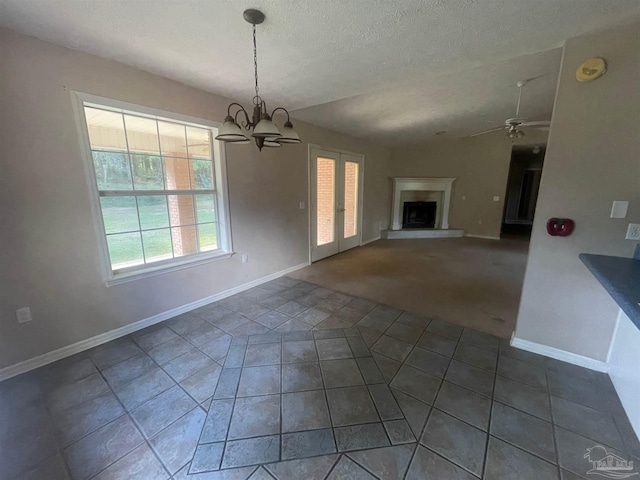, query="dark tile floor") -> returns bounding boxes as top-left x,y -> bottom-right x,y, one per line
1,277 -> 639,479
